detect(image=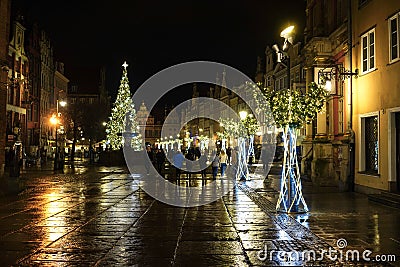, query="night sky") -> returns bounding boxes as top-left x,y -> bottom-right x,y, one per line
13,0 -> 306,105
